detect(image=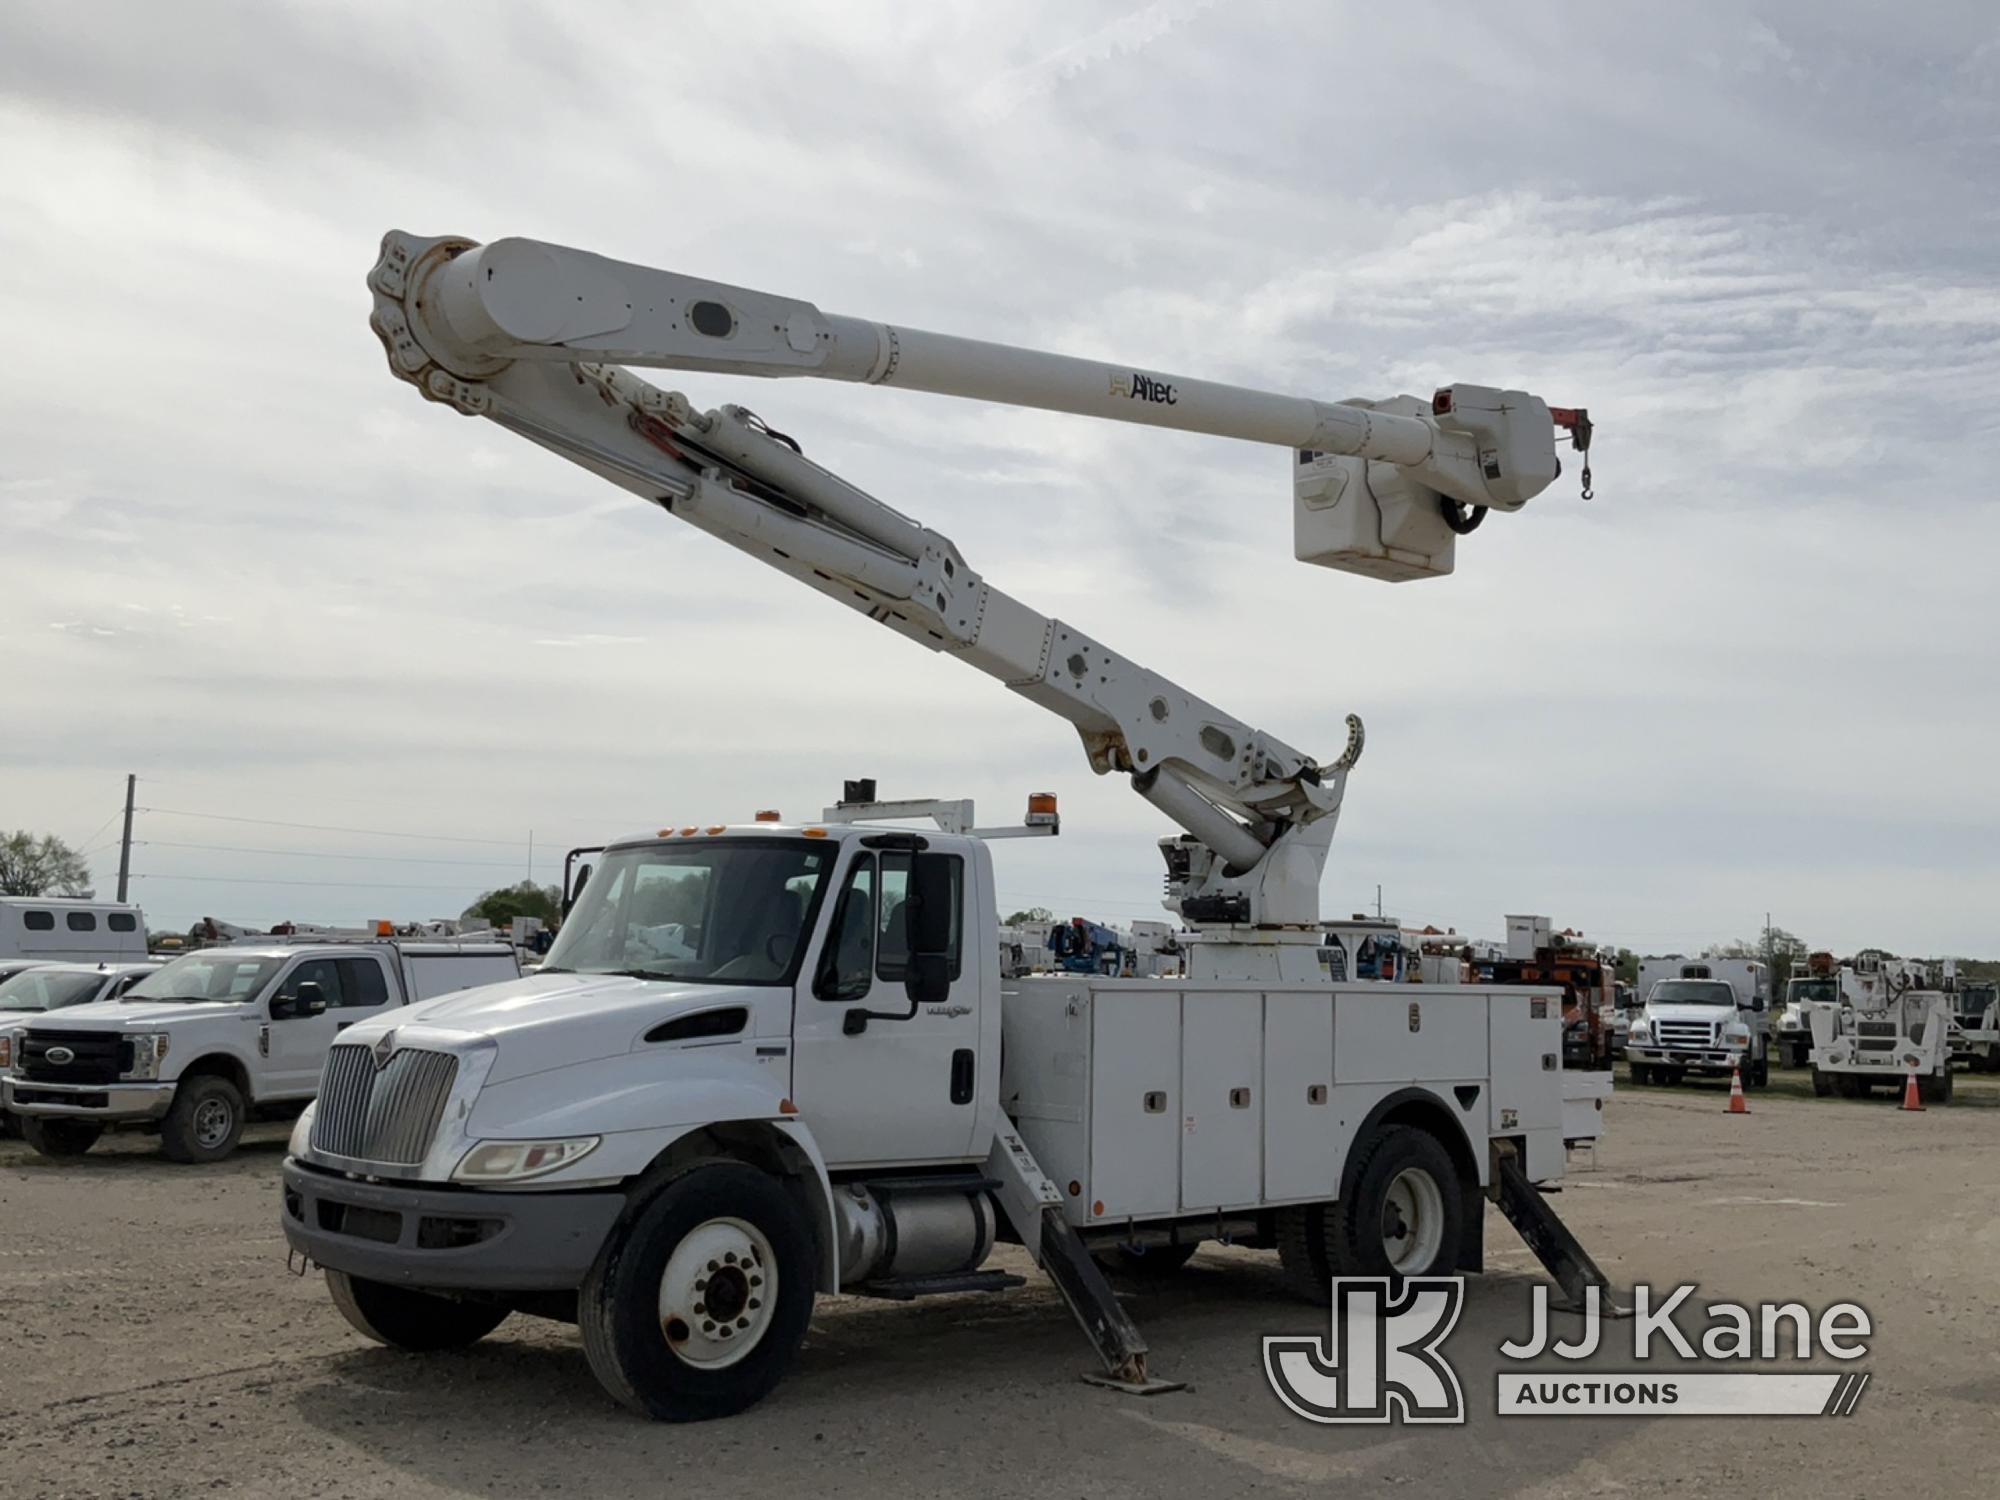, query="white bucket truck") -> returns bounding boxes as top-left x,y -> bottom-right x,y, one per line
1949,977 -> 1999,1073
285,227 -> 1611,1421
1626,956 -> 1772,1087
5,932 -> 516,1162
1805,952 -> 1954,1102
